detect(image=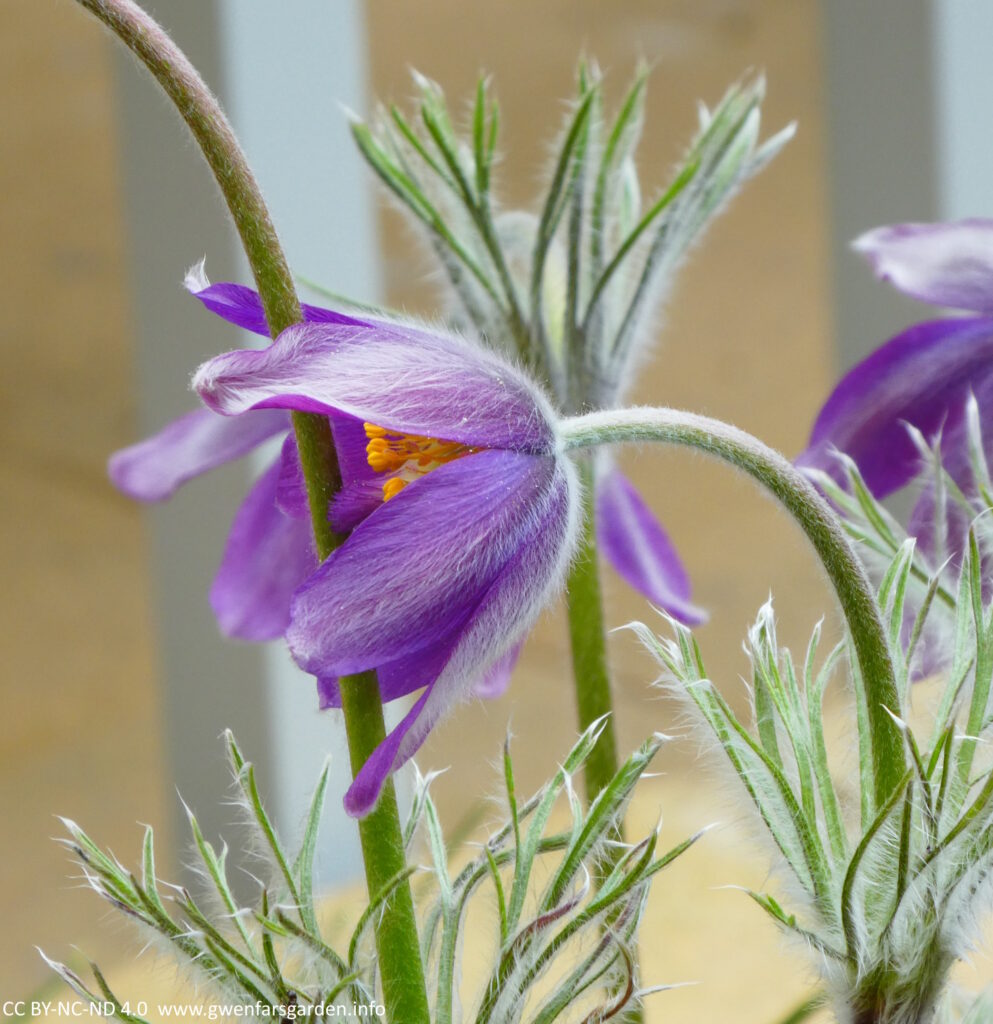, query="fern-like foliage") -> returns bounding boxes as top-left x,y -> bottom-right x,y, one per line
45,722 -> 697,1023
346,66 -> 791,413
634,484 -> 993,1023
